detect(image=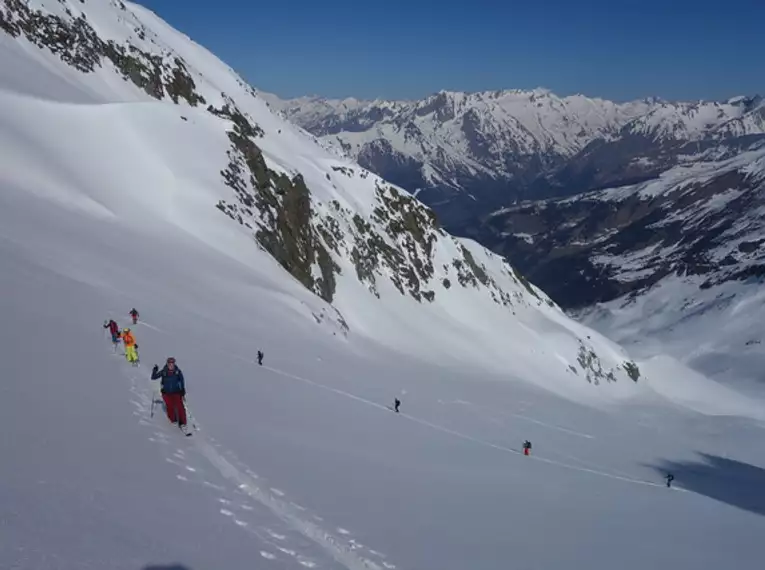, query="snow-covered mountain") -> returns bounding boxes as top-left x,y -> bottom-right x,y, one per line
267,90 -> 765,227
2,2 -> 765,569
268,85 -> 765,392
0,0 -> 651,388
474,143 -> 765,390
